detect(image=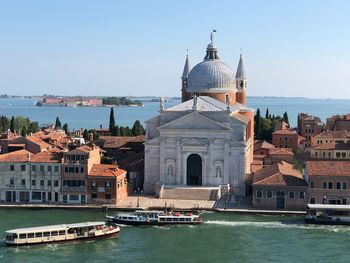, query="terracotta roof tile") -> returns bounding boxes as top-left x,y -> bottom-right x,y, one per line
254,140 -> 275,151
88,164 -> 126,177
306,161 -> 350,176
314,130 -> 350,139
253,161 -> 307,187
